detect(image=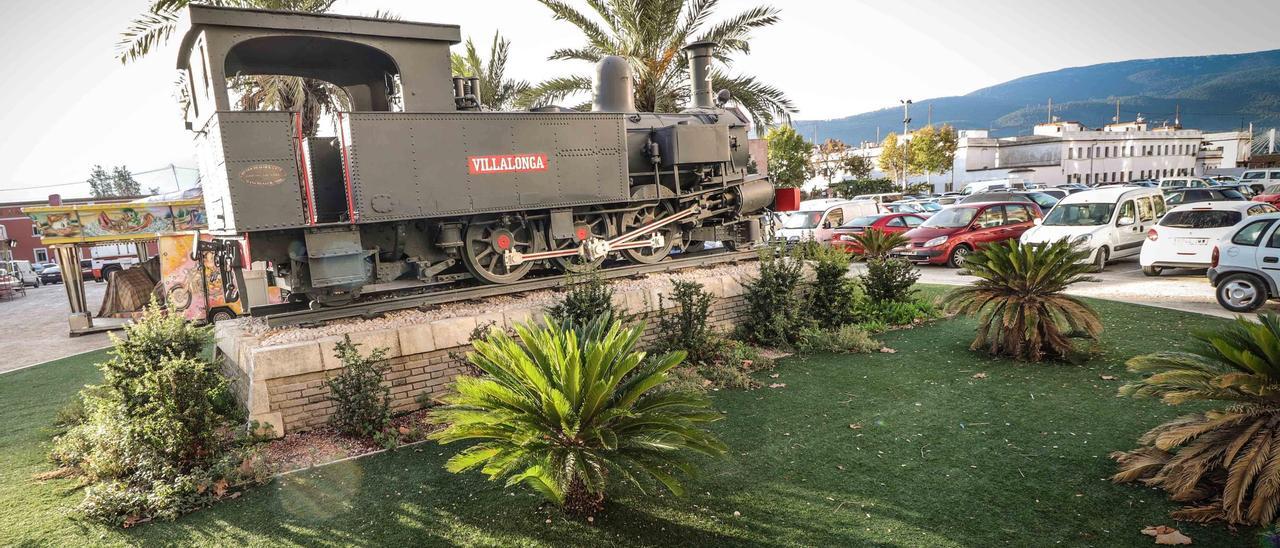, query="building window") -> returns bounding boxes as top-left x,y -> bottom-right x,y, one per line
1068,148 -> 1074,159
34,248 -> 48,263
1086,174 -> 1092,184
31,225 -> 40,236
